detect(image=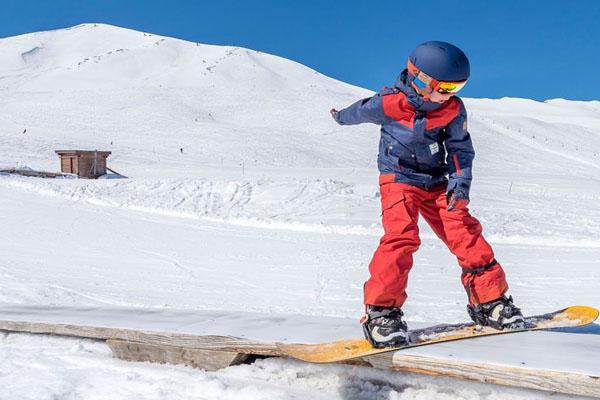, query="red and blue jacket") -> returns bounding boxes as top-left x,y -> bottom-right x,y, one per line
334,71 -> 474,199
